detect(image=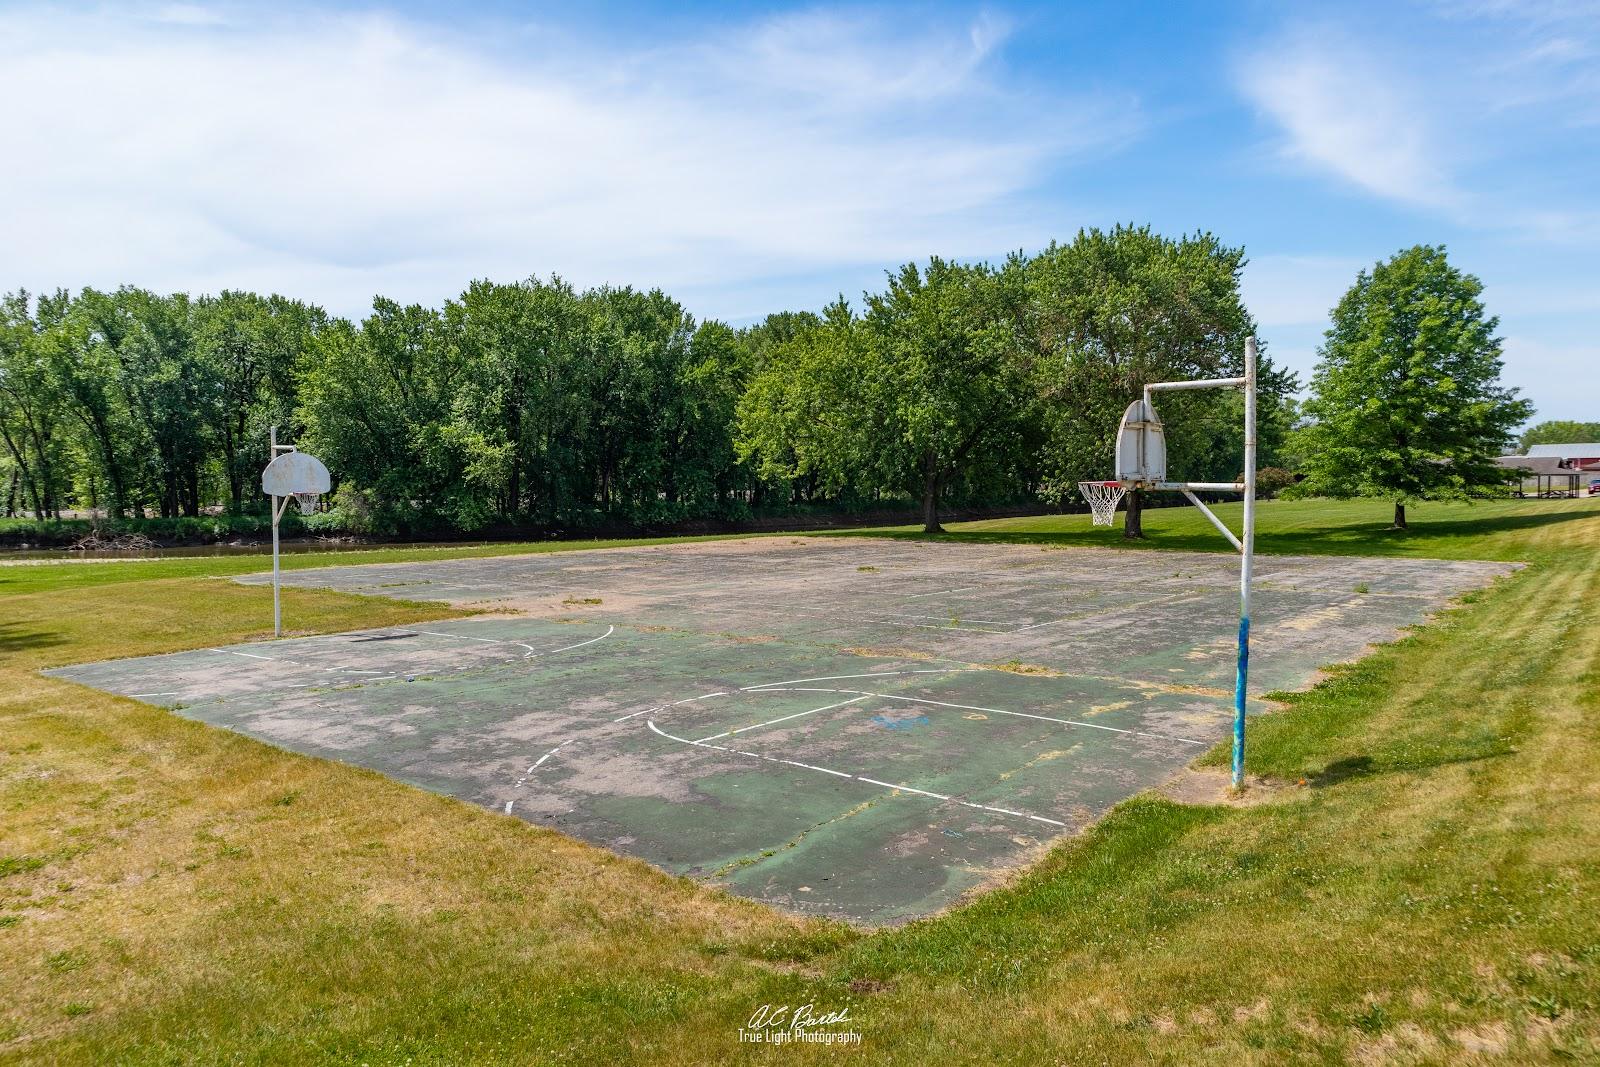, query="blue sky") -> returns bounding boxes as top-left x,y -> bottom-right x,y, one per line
2,1 -> 1595,423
